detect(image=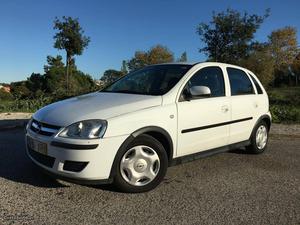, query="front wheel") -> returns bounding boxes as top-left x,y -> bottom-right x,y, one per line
113,134 -> 168,193
246,121 -> 269,154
